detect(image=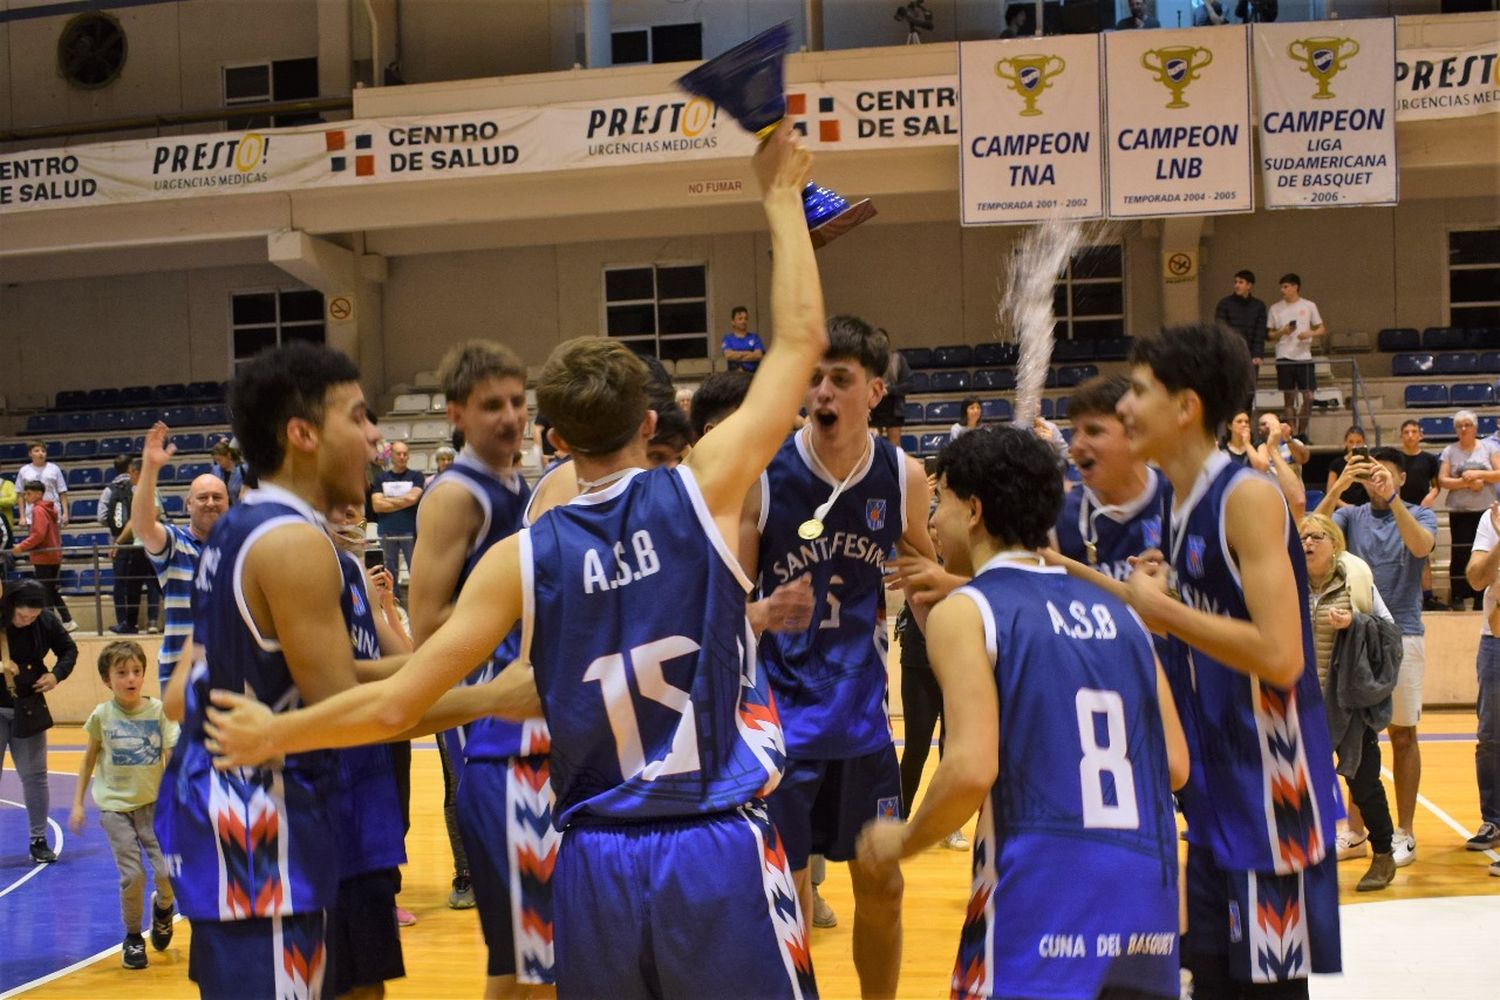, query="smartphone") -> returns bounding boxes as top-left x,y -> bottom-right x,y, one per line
364,547 -> 385,570
1352,446 -> 1370,460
